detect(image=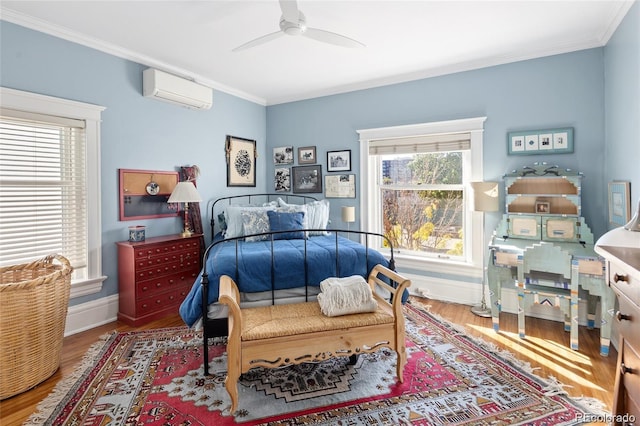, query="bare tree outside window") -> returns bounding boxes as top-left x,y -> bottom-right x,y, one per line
380,152 -> 464,256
